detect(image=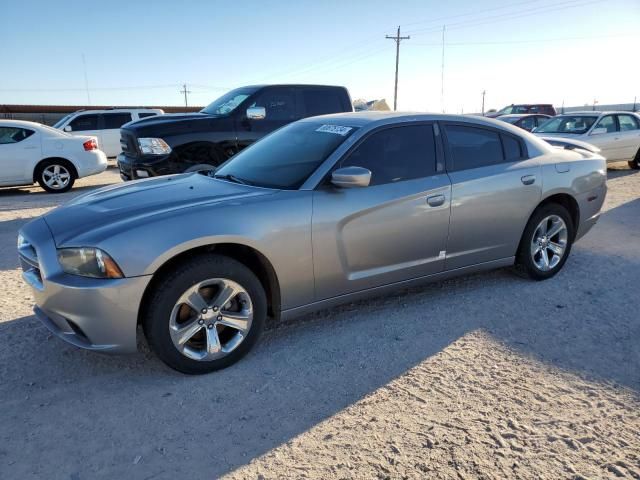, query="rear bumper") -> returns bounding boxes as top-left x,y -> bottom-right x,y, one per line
77,150 -> 108,178
19,217 -> 151,354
